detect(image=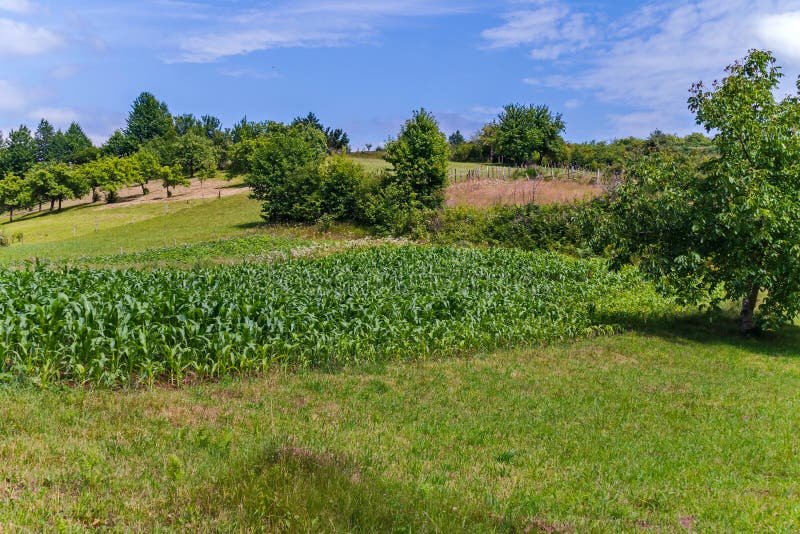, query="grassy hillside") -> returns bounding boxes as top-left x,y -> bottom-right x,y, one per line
2,155 -> 799,531
0,195 -> 269,264
2,320 -> 799,531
